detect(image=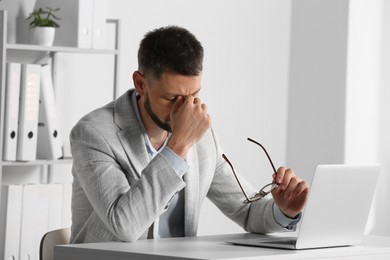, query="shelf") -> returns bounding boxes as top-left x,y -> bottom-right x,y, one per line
1,158 -> 73,166
0,11 -> 120,176
6,43 -> 119,54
